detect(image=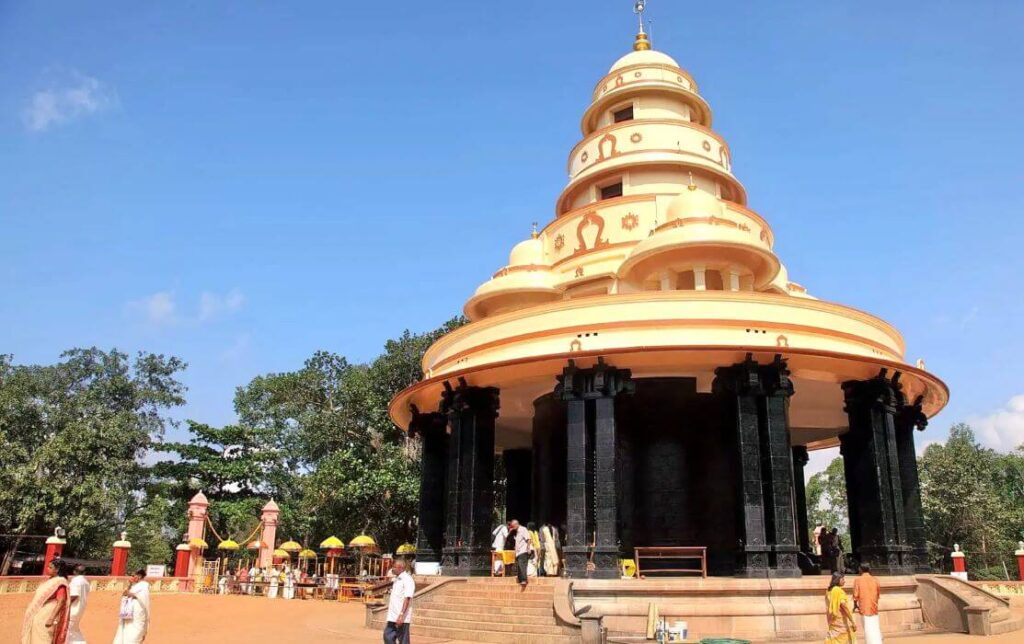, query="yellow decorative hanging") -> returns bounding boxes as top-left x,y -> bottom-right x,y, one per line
189,537 -> 208,549
396,543 -> 416,554
279,540 -> 302,552
319,536 -> 344,549
217,539 -> 240,551
348,534 -> 377,548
